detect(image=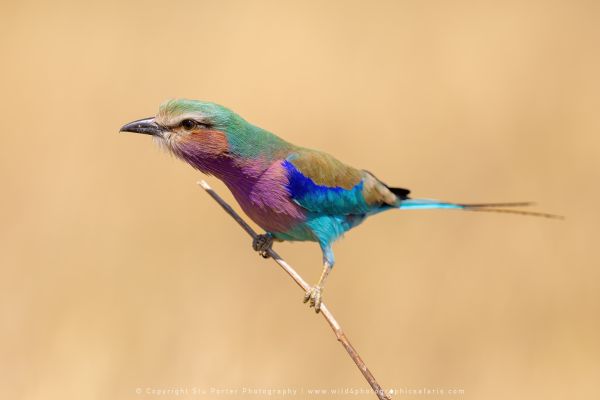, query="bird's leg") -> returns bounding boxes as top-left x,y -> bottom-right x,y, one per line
303,262 -> 332,313
252,233 -> 274,258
